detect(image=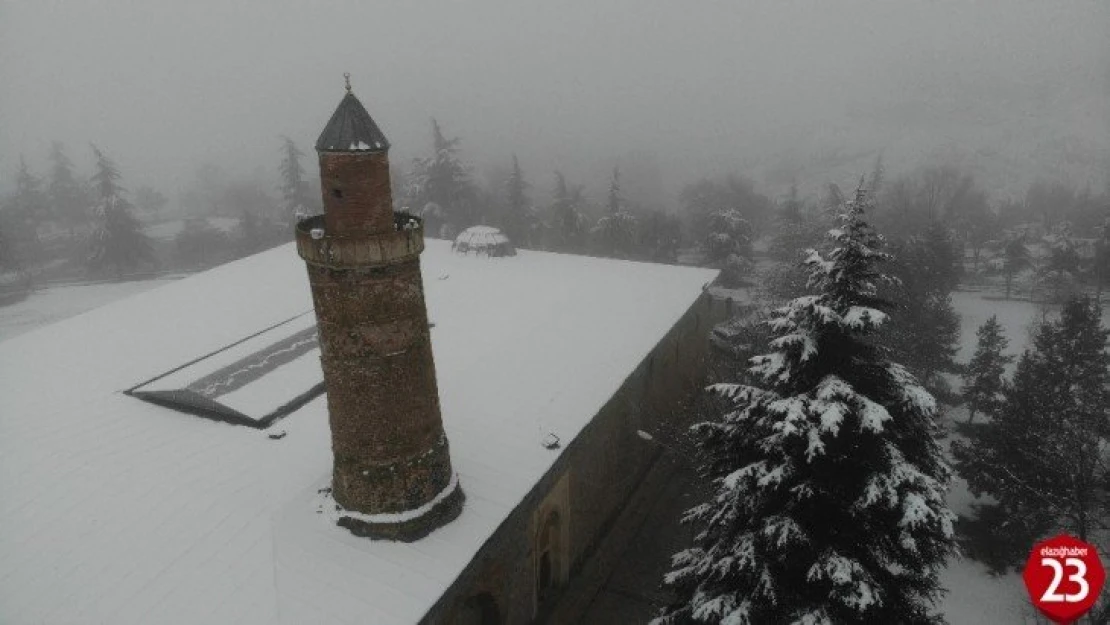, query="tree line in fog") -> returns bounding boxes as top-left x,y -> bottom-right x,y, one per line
1,117 -> 1107,299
